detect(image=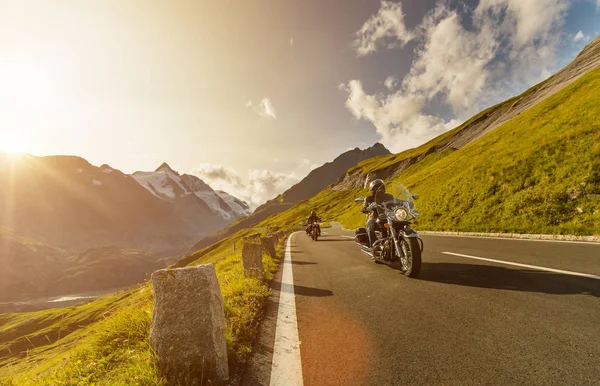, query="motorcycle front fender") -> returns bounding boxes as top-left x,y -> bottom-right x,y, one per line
401,231 -> 420,238
399,224 -> 419,238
